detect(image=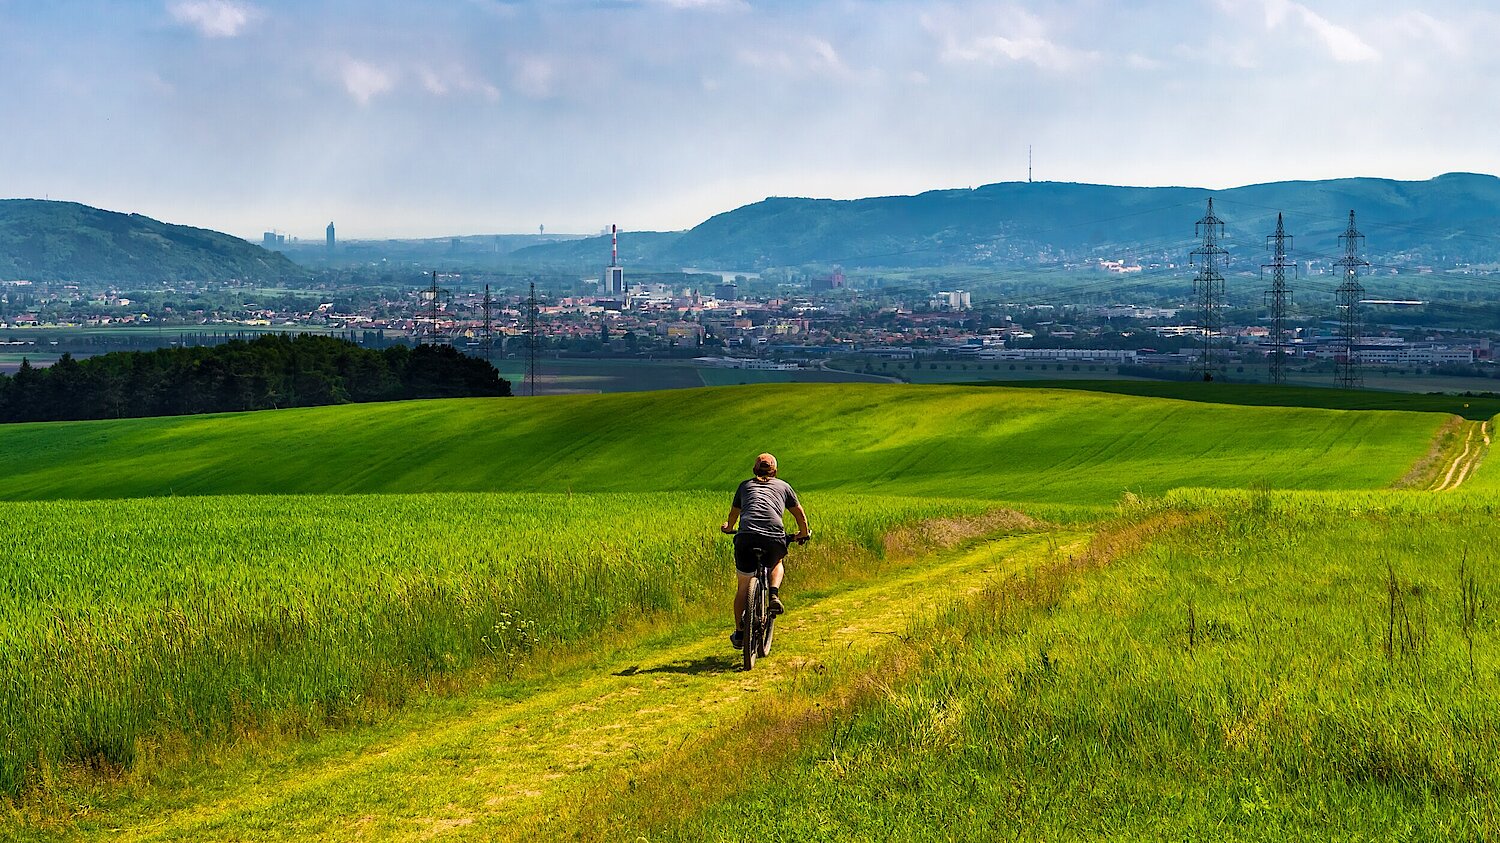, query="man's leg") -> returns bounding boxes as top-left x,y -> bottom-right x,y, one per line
733,572 -> 753,632
768,560 -> 786,614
